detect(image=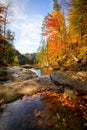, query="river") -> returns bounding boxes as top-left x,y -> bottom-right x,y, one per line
0,67 -> 87,130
